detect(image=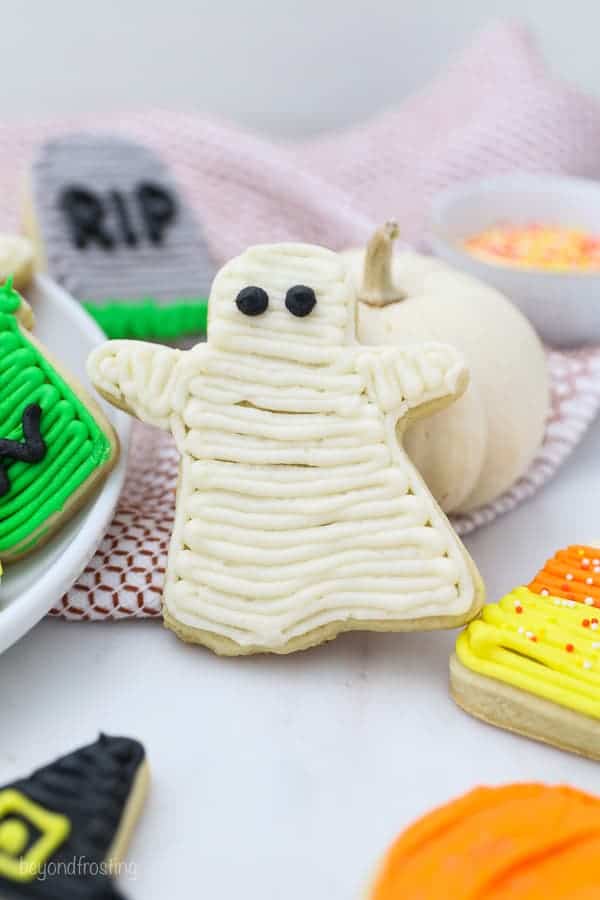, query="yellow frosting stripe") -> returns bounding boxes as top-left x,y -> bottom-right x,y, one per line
456,586 -> 600,720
